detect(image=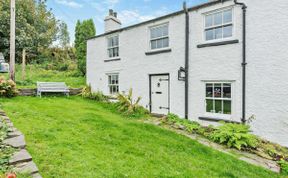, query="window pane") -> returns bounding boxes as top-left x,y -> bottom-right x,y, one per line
157,39 -> 163,49
162,25 -> 168,36
163,37 -> 169,48
205,29 -> 214,41
205,15 -> 213,27
114,36 -> 119,46
223,25 -> 232,38
215,100 -> 222,113
151,40 -> 157,49
214,84 -> 222,98
206,99 -> 214,113
151,28 -> 157,39
223,100 -> 231,114
215,27 -> 222,39
108,76 -> 112,84
156,27 -> 162,38
214,12 -> 222,26
223,83 -> 231,98
109,49 -> 113,58
206,84 -> 213,97
108,38 -> 112,47
223,9 -> 232,23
